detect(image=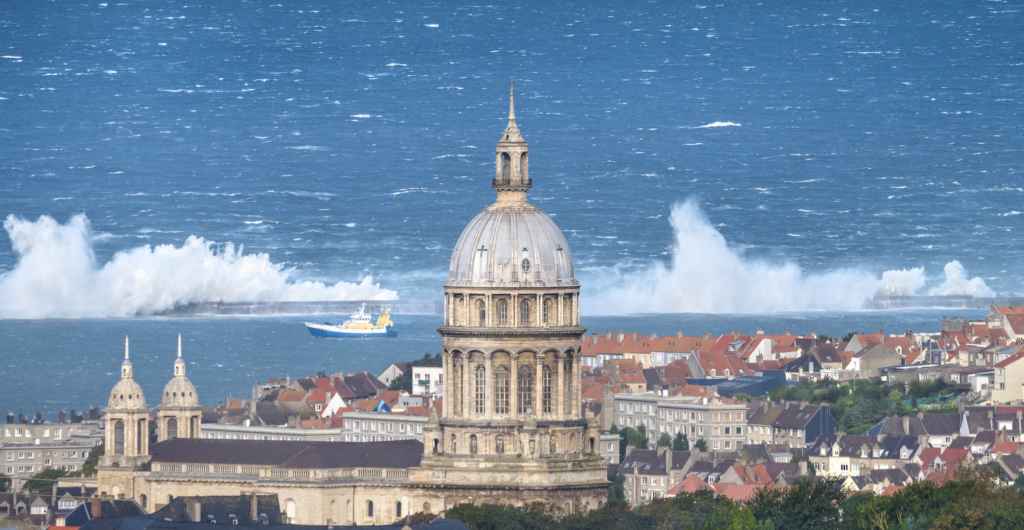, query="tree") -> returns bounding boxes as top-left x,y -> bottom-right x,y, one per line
672,432 -> 689,451
694,438 -> 708,452
609,425 -> 619,434
68,443 -> 103,478
607,471 -> 626,501
388,353 -> 443,392
316,371 -> 328,378
656,433 -> 672,447
841,331 -> 858,343
748,475 -> 846,528
734,393 -> 752,402
23,468 -> 67,493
